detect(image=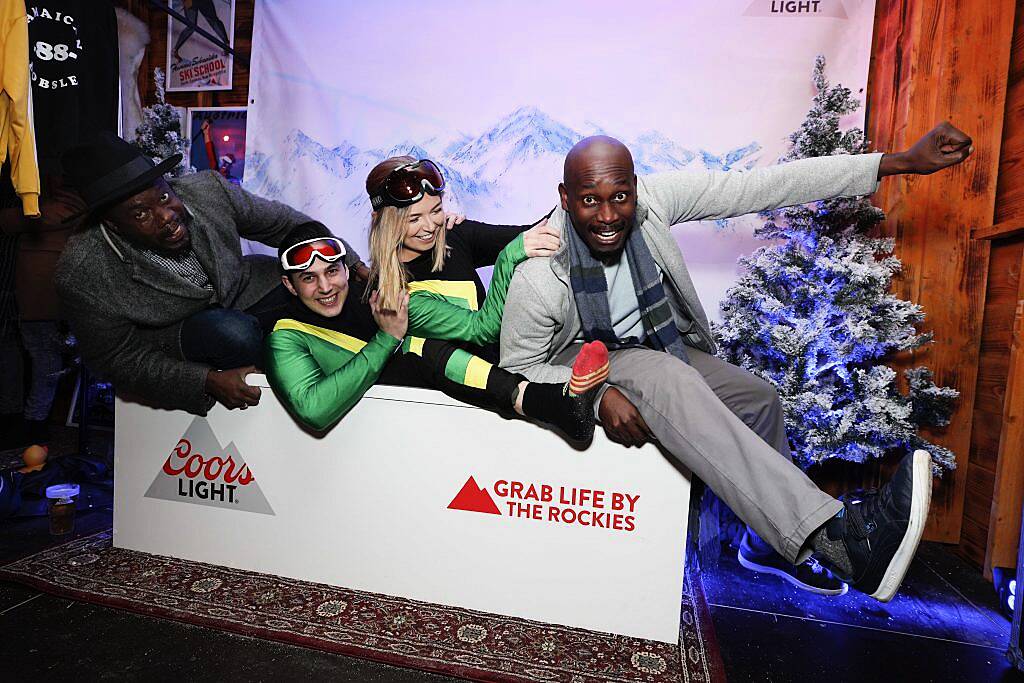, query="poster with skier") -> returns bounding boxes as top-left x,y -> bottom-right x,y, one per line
186,107 -> 247,183
166,0 -> 234,92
